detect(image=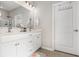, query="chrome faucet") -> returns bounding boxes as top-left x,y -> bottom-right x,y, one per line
7,16 -> 12,32
29,18 -> 32,31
